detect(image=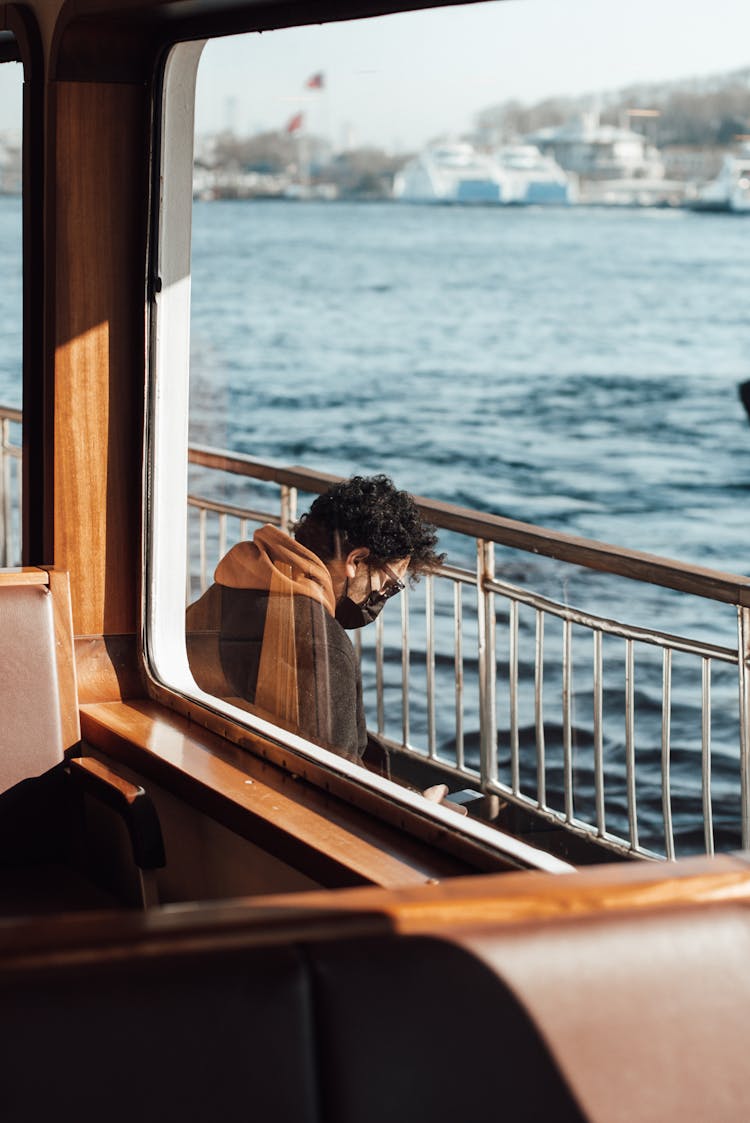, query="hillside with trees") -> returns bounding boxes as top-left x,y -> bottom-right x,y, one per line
476,66 -> 750,148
